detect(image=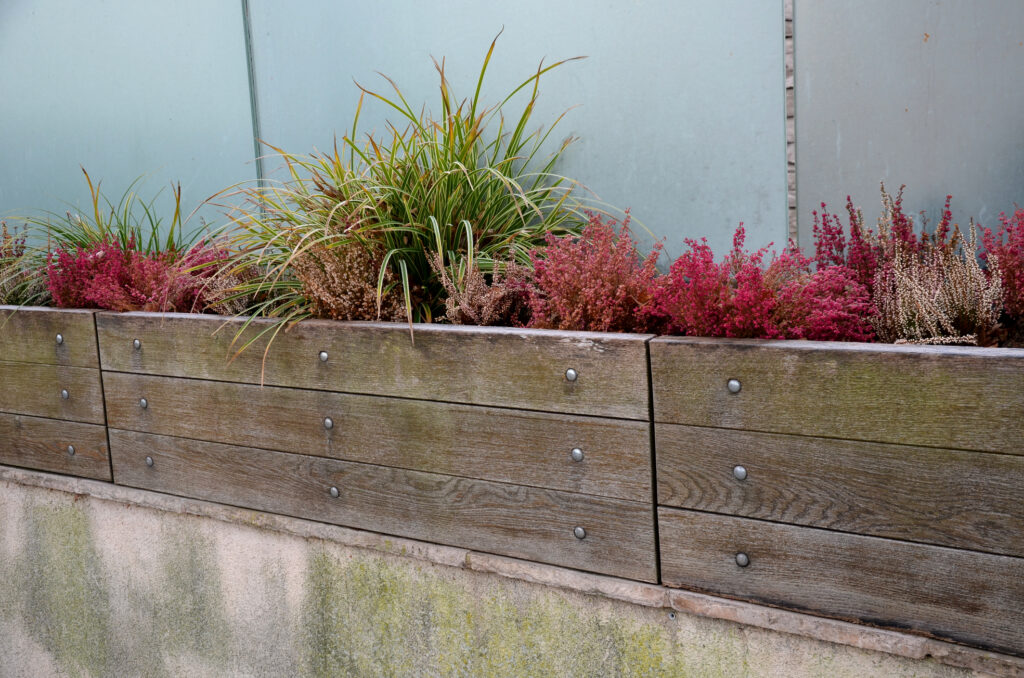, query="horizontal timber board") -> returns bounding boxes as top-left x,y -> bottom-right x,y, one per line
658,507 -> 1024,656
103,373 -> 652,502
656,424 -> 1024,557
0,307 -> 98,367
96,313 -> 652,419
0,361 -> 105,423
650,337 -> 1024,454
109,430 -> 658,582
0,412 -> 110,480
